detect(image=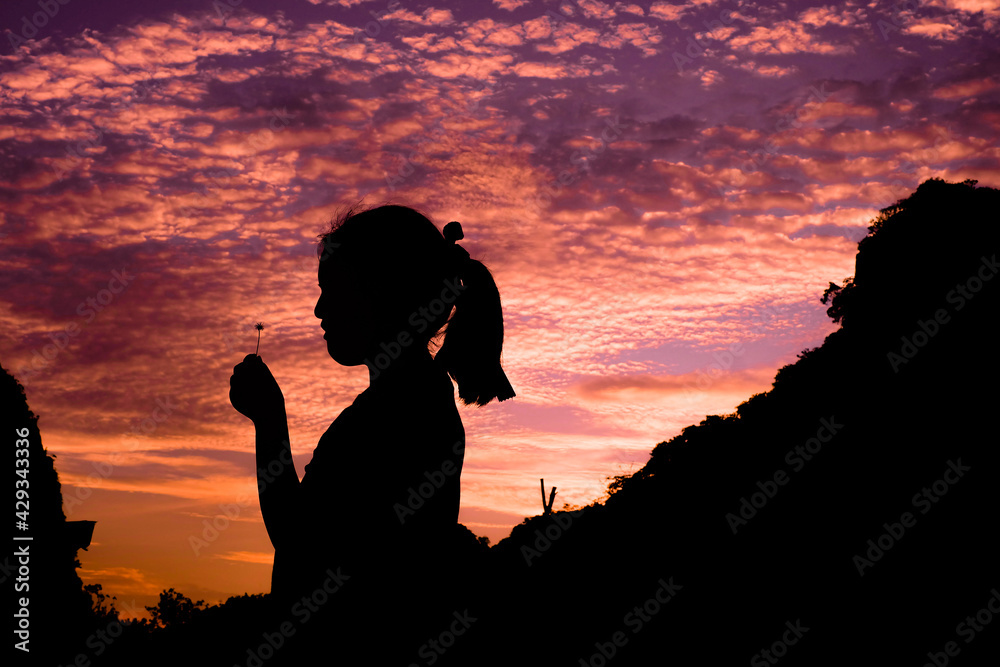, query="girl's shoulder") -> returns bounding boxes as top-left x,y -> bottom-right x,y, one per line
303,394 -> 375,474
